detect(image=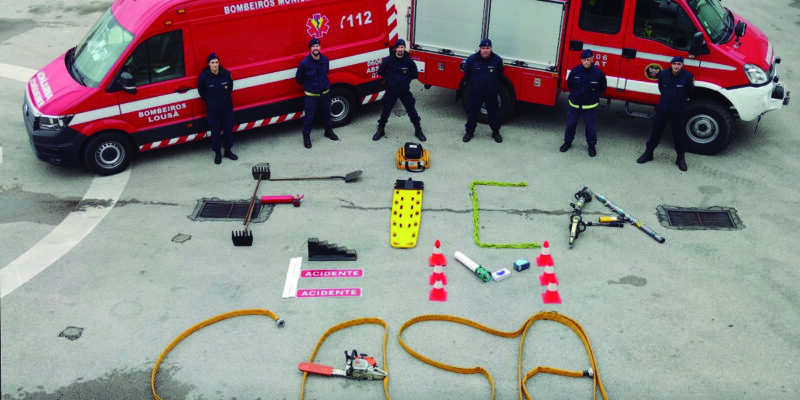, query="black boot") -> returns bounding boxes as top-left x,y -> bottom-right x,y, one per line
303,133 -> 312,149
324,129 -> 339,141
588,144 -> 596,157
491,131 -> 503,143
676,156 -> 688,171
636,149 -> 654,164
224,149 -> 238,160
372,125 -> 385,141
414,123 -> 427,142
462,131 -> 474,142
559,142 -> 572,152
214,150 -> 222,164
